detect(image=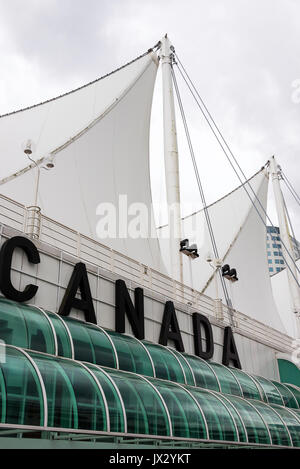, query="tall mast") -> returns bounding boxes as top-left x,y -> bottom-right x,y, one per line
160,35 -> 183,283
270,156 -> 300,337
